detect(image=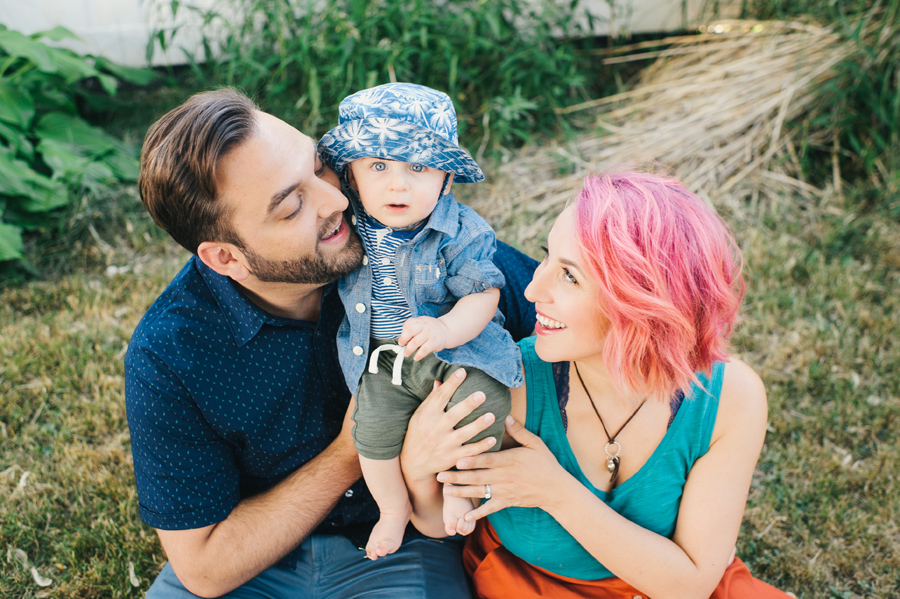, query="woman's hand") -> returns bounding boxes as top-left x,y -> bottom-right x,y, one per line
401,368 -> 498,484
437,415 -> 573,522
